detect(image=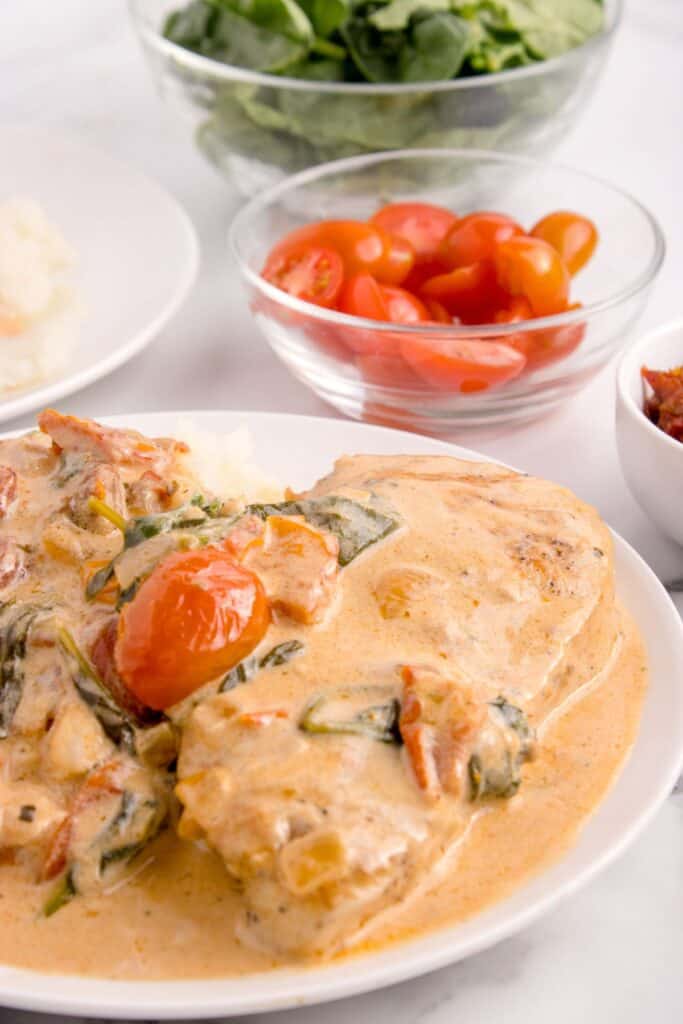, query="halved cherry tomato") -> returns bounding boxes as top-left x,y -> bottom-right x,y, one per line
494,295 -> 533,325
357,353 -> 427,389
265,221 -> 406,285
337,273 -> 394,356
115,548 -> 269,709
420,261 -> 509,323
380,285 -> 430,324
439,212 -> 523,270
372,203 -> 458,293
530,211 -> 598,276
262,244 -> 344,308
423,298 -> 452,324
371,202 -> 458,257
507,303 -> 586,371
494,236 -> 570,317
384,234 -> 415,286
401,334 -> 526,392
